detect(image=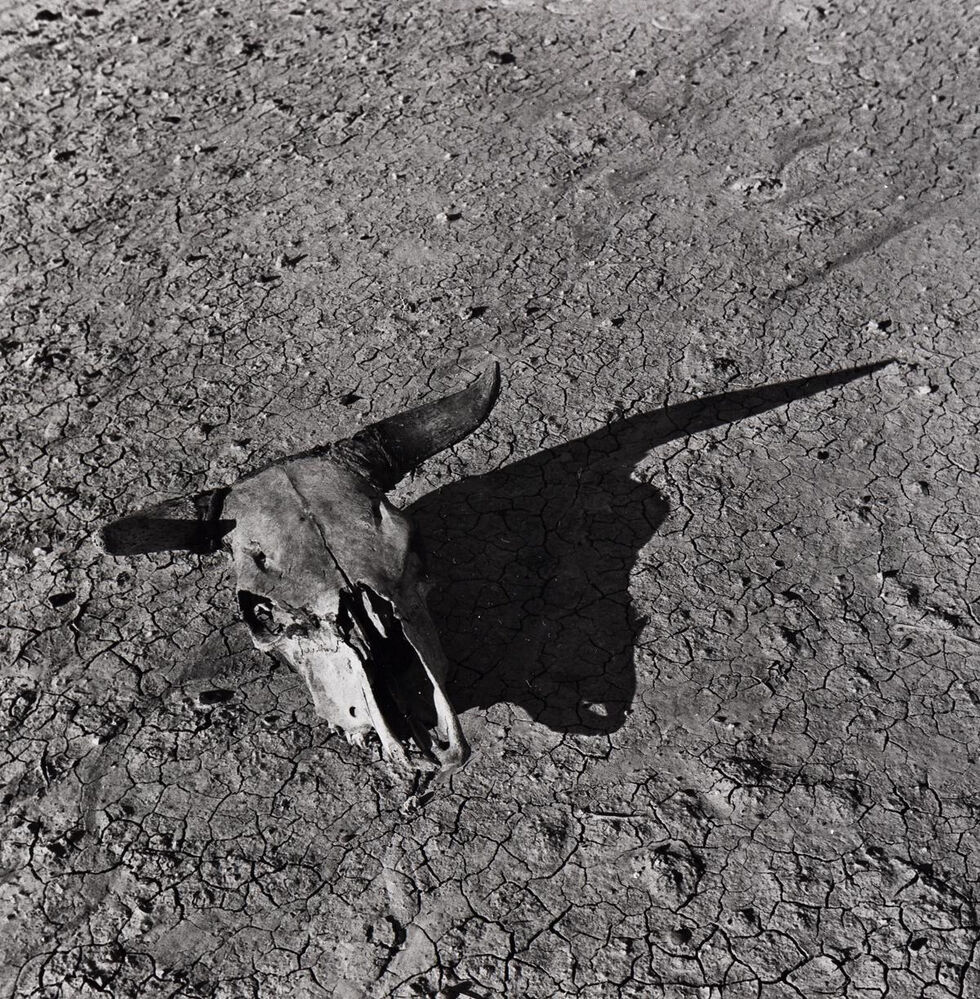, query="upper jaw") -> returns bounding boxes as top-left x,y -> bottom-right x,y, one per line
356,666 -> 470,770
277,583 -> 470,770
342,583 -> 470,769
